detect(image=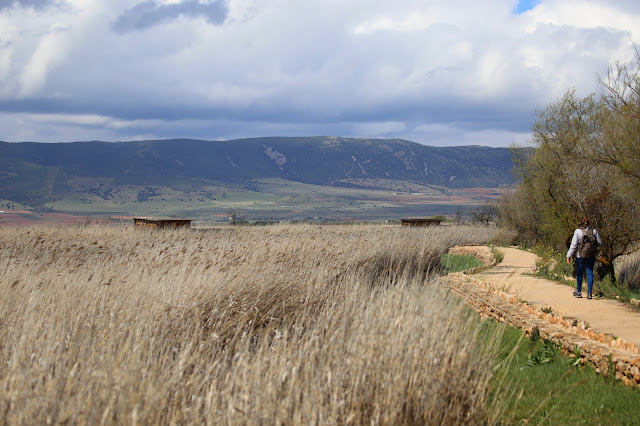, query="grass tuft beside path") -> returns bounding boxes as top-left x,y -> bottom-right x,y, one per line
440,253 -> 485,274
